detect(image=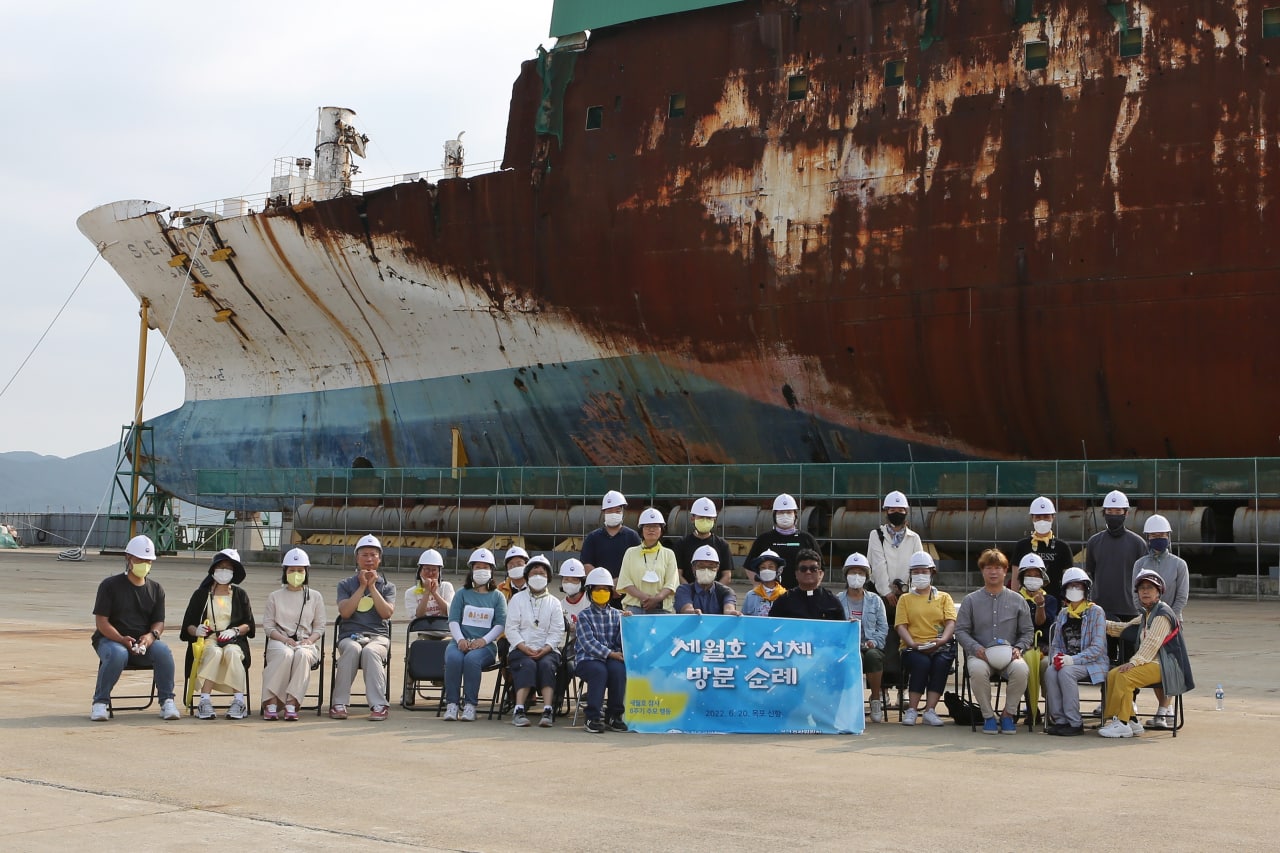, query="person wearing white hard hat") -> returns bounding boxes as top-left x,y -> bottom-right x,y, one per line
1043,567 -> 1107,736
442,549 -> 508,722
498,545 -> 531,600
1130,514 -> 1190,728
617,508 -> 679,614
557,558 -> 590,625
1084,490 -> 1147,636
769,549 -> 844,620
673,497 -> 734,585
675,545 -> 739,615
331,534 -> 396,721
741,550 -> 787,616
261,548 -> 326,720
181,548 -> 255,719
1007,496 -> 1072,599
894,551 -> 957,727
744,493 -> 817,588
505,556 -> 567,728
868,490 -> 924,610
955,549 -> 1034,734
1098,570 -> 1194,739
90,534 -> 181,721
405,549 -> 455,638
575,567 -> 628,733
836,553 -> 889,722
580,490 -> 642,586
